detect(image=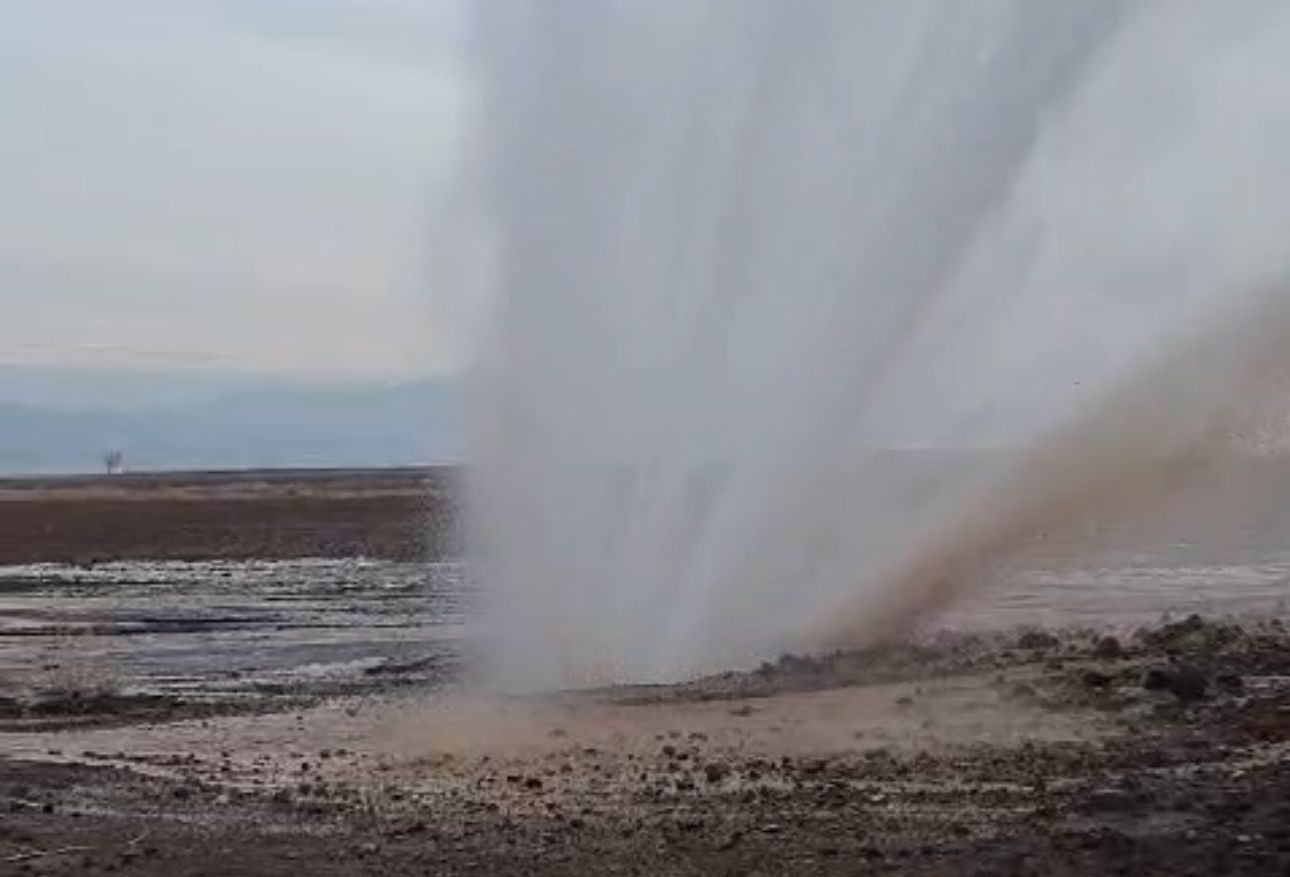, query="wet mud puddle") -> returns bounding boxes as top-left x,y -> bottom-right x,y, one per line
0,559 -> 467,728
